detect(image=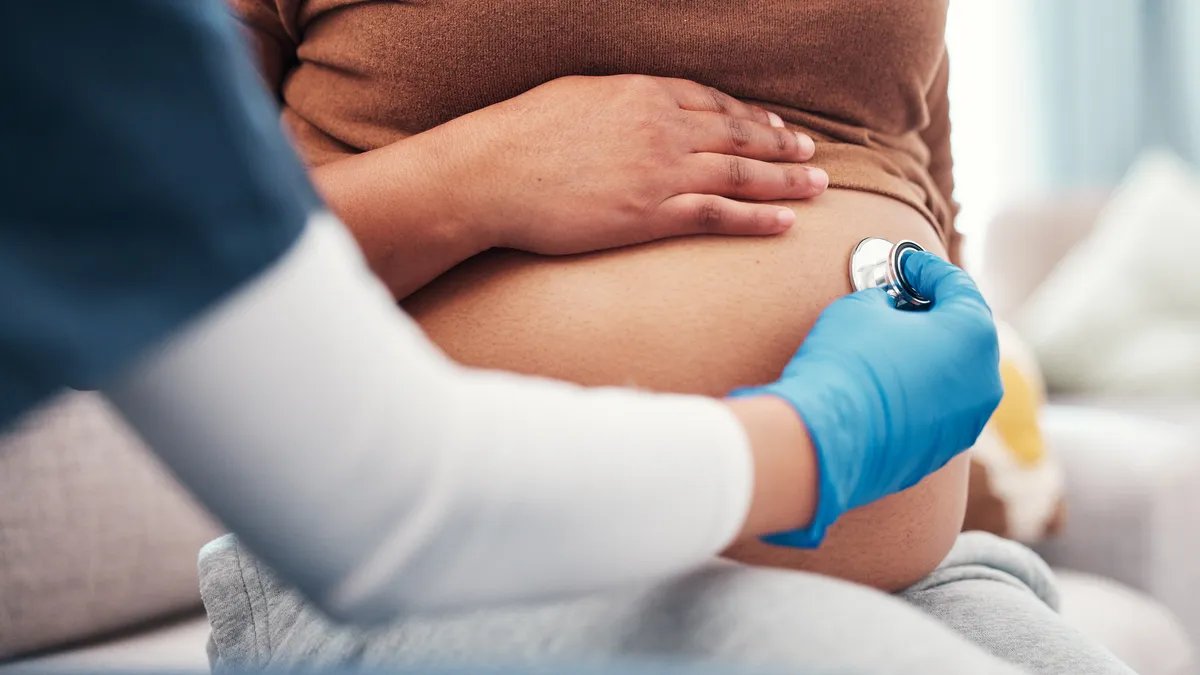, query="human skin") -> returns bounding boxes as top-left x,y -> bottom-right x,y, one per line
307,75 -> 829,299
403,187 -> 969,592
236,35 -> 952,587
